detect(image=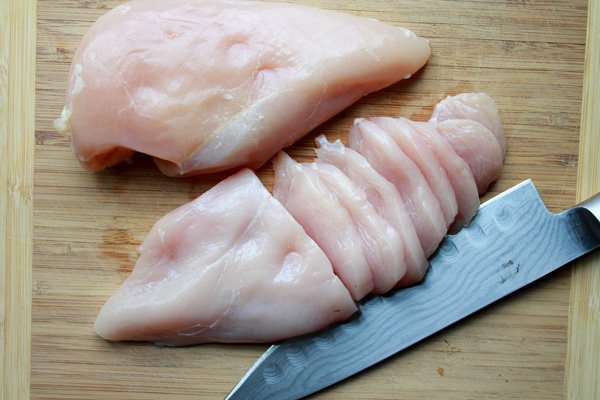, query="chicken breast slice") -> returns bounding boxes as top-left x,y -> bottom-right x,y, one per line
56,0 -> 431,176
435,119 -> 504,194
430,92 -> 506,158
348,118 -> 447,257
94,169 -> 357,345
371,117 -> 458,228
273,152 -> 373,300
309,162 -> 406,295
407,121 -> 479,231
315,137 -> 428,286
